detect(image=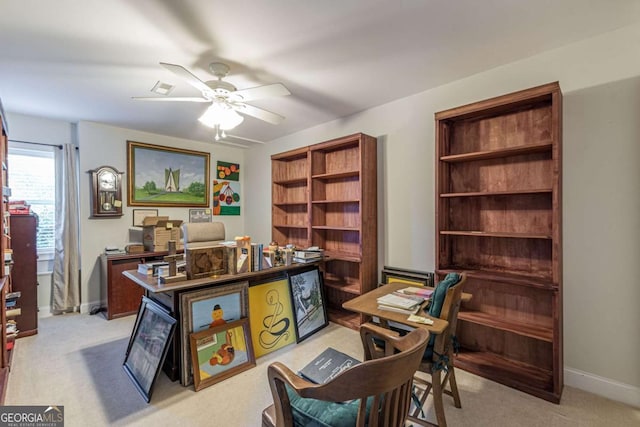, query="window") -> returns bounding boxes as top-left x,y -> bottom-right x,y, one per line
7,145 -> 56,259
